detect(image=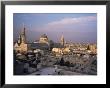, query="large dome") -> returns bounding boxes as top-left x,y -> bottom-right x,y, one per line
41,34 -> 48,38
